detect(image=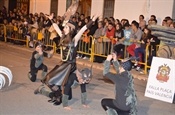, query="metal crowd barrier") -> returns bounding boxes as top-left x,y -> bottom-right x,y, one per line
2,24 -> 153,74
77,35 -> 153,74
77,35 -> 93,59
4,25 -> 29,47
2,25 -> 56,51
40,30 -> 56,51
